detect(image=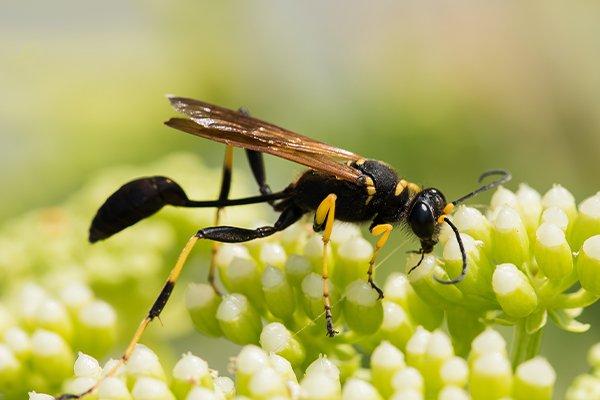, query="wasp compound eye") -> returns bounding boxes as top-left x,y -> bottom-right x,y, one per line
409,201 -> 435,239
